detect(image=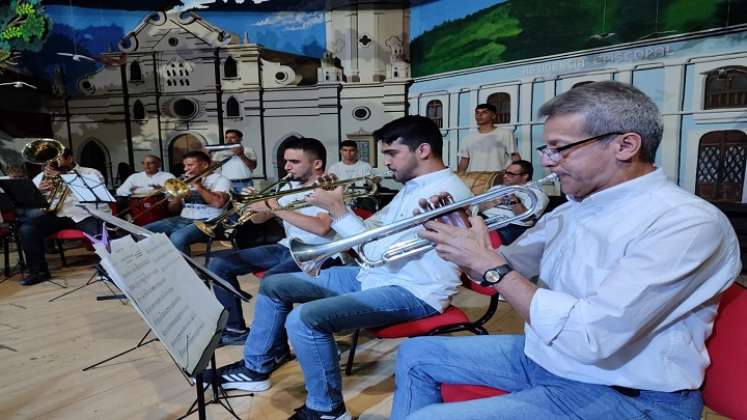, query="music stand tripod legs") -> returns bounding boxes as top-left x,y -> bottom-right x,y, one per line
82,328 -> 159,371
48,264 -> 126,303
